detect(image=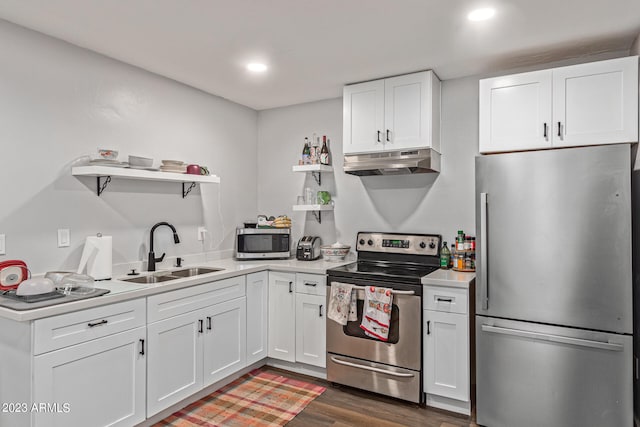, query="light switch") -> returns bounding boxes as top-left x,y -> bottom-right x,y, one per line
57,229 -> 70,248
0,234 -> 5,255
